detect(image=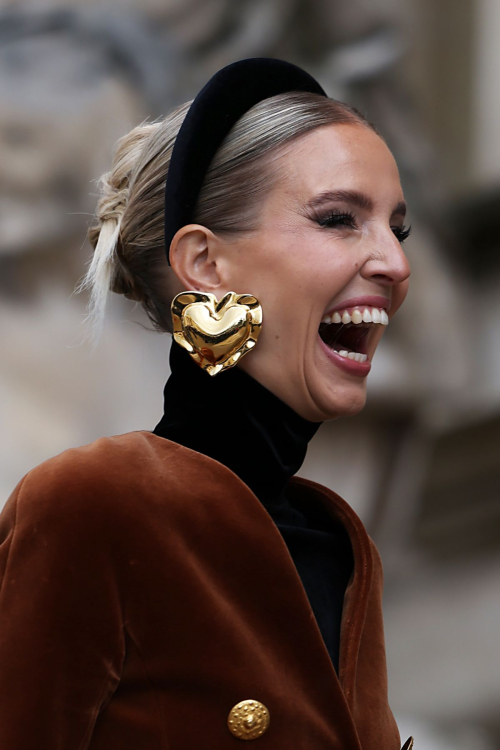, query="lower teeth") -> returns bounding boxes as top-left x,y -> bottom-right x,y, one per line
335,350 -> 367,363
